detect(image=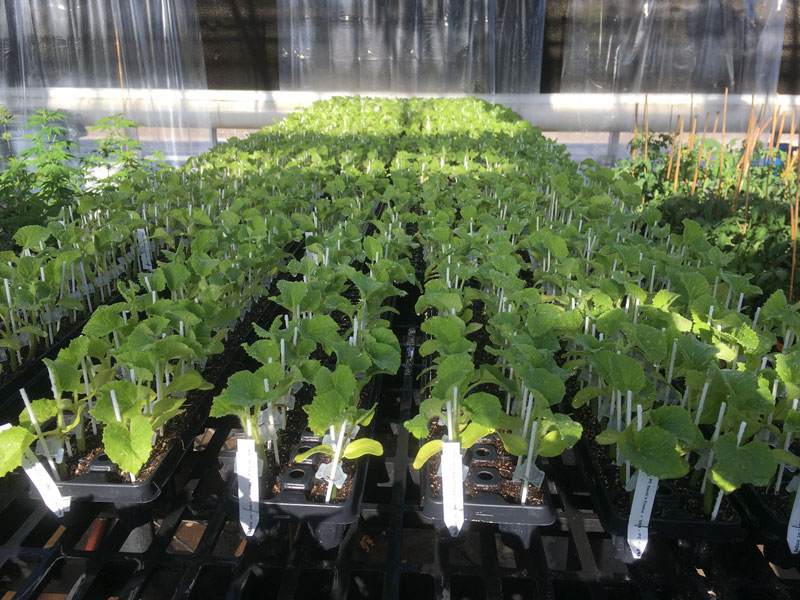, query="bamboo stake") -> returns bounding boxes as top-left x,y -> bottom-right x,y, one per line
692,112 -> 710,197
791,124 -> 800,301
788,112 -> 797,175
673,115 -> 685,191
666,117 -> 677,182
717,88 -> 729,203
